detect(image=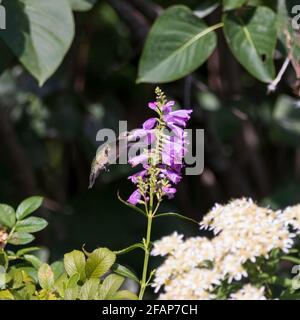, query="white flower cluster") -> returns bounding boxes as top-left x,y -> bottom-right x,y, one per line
230,284 -> 266,300
152,198 -> 298,300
